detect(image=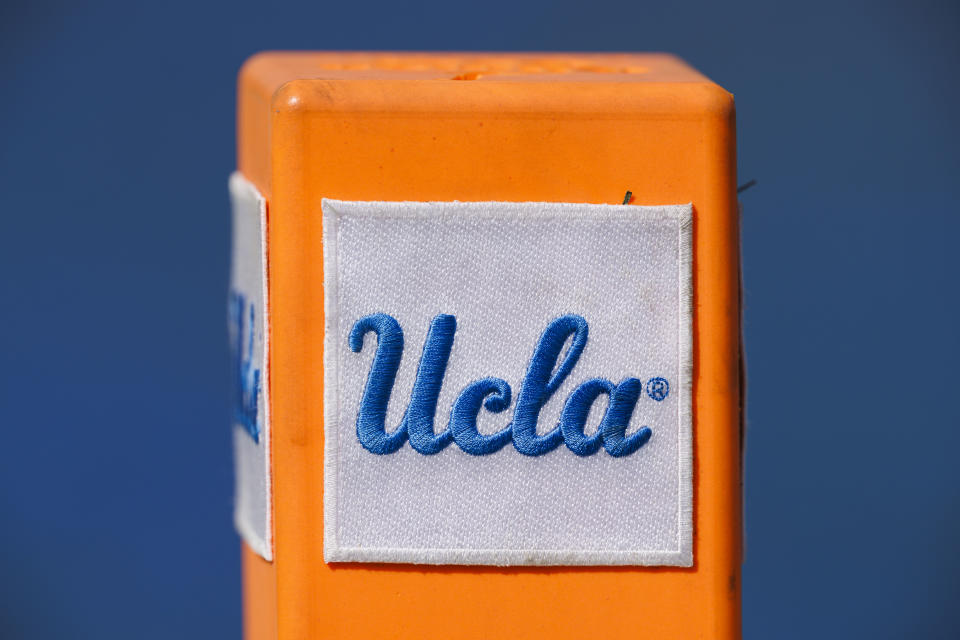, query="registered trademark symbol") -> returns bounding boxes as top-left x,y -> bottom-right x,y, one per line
646,377 -> 669,401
